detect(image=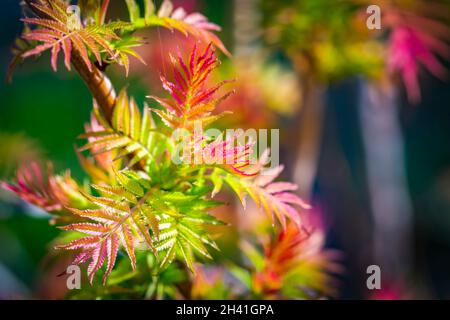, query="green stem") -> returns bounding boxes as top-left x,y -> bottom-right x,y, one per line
145,274 -> 159,299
